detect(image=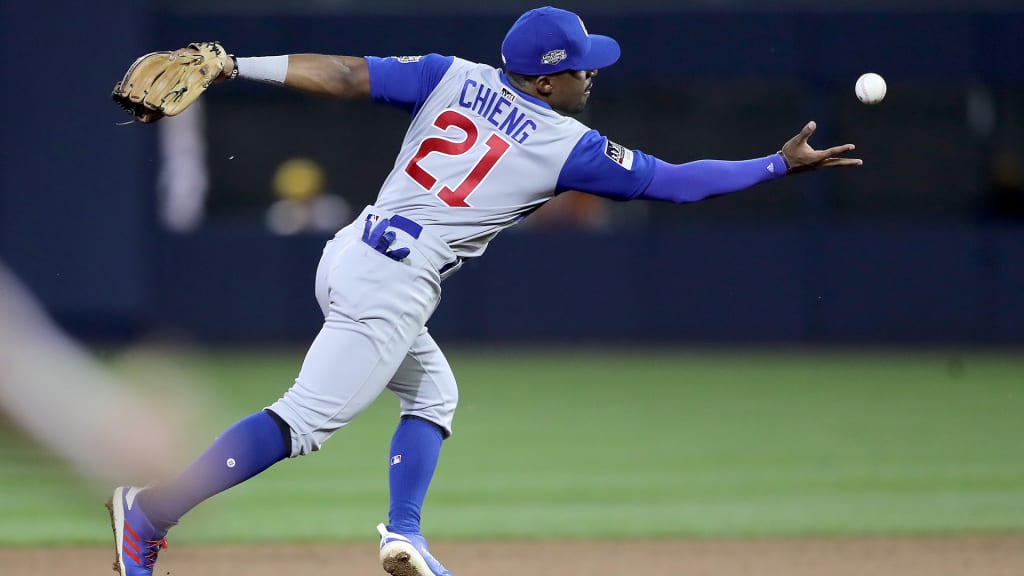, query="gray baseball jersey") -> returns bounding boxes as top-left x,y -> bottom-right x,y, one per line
371,55 -> 657,260
270,54 -> 655,452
